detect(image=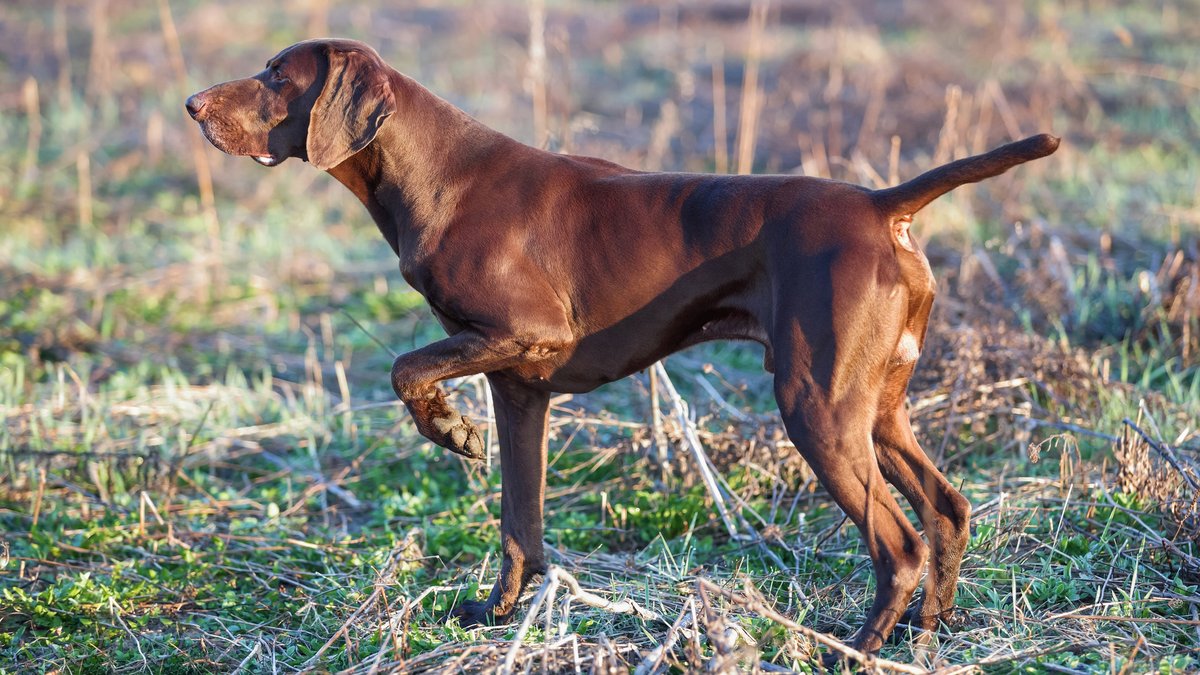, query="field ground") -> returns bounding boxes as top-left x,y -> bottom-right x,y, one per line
1,0 -> 1198,672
